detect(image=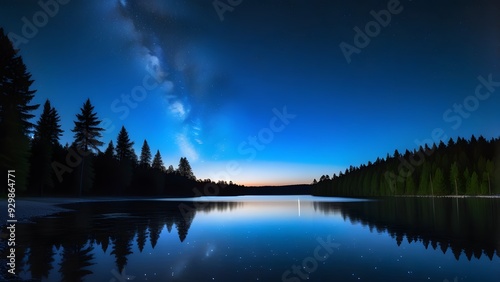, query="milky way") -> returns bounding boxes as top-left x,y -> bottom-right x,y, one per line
1,0 -> 498,185
113,0 -> 228,161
